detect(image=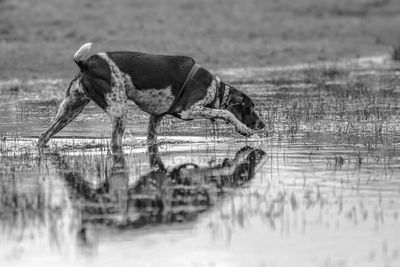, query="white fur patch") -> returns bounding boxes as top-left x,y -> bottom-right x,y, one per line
220,80 -> 230,108
55,77 -> 87,119
69,77 -> 85,95
195,77 -> 218,107
124,75 -> 175,115
97,52 -> 128,118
